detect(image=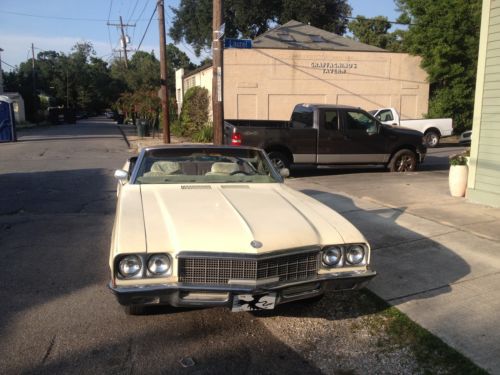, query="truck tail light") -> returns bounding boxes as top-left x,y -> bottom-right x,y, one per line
231,132 -> 242,145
